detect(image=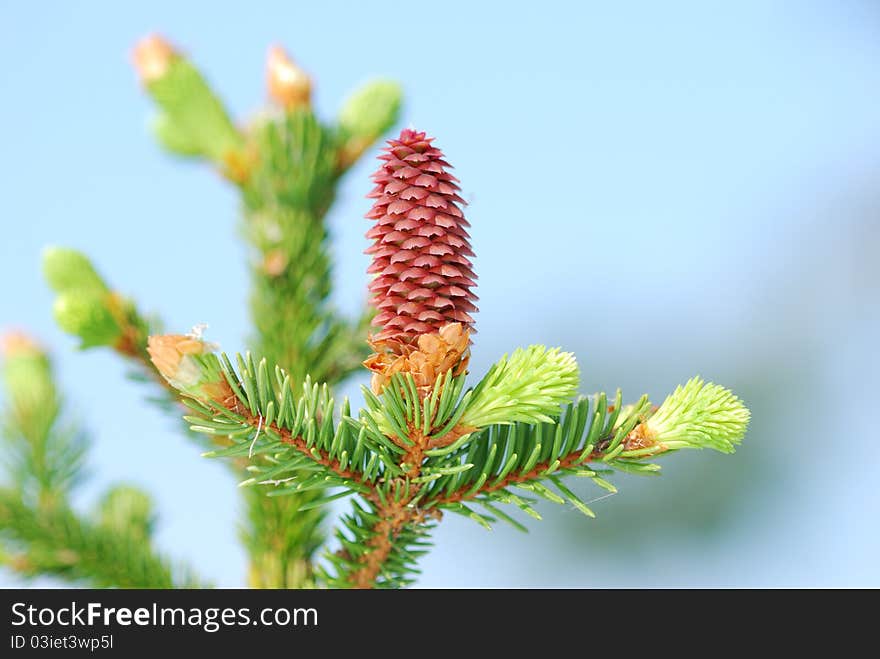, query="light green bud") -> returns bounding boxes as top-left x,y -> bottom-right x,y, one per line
647,377 -> 750,453
53,291 -> 122,348
461,345 -> 580,428
339,79 -> 403,140
97,485 -> 156,540
338,79 -> 403,168
42,246 -> 108,295
1,333 -> 54,418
